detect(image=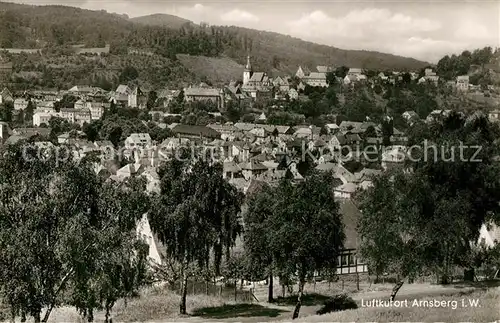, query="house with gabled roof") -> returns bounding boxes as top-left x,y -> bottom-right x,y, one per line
0,121 -> 10,143
402,110 -> 419,125
111,84 -> 132,106
303,72 -> 328,87
116,163 -> 145,179
184,86 -> 223,110
129,86 -> 147,109
325,123 -> 340,134
456,75 -> 469,91
353,168 -> 382,190
171,124 -> 221,140
288,88 -> 299,100
336,198 -> 369,275
347,68 -> 362,76
223,161 -> 243,180
238,160 -> 268,180
125,133 -> 152,149
273,76 -> 284,86
295,66 -> 311,79
316,66 -> 333,73
334,182 -> 357,199
0,87 -> 13,104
